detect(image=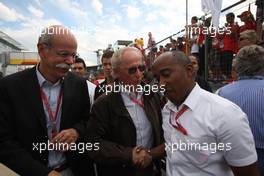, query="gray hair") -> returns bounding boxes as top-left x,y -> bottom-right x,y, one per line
38,25 -> 71,46
111,47 -> 143,69
240,30 -> 257,43
235,44 -> 264,76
